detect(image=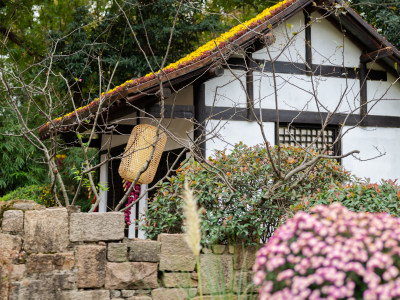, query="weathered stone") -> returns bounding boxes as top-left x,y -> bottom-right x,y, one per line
70,212 -> 125,242
212,245 -> 226,254
66,205 -> 80,215
10,264 -> 25,281
77,245 -> 106,288
24,208 -> 69,253
159,234 -> 196,271
129,240 -> 160,262
159,254 -> 196,272
126,297 -> 152,300
202,248 -> 212,254
2,210 -> 24,233
108,243 -> 128,262
121,290 -> 136,297
233,271 -> 255,294
158,234 -> 193,256
233,245 -> 260,270
9,278 -> 62,300
152,288 -> 197,300
192,295 -> 237,300
60,290 -> 110,300
200,254 -> 234,294
48,271 -> 77,290
26,252 -> 74,274
12,200 -> 45,211
0,233 -> 22,252
111,290 -> 121,298
105,262 -> 158,289
228,245 -> 235,254
162,272 -> 197,288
